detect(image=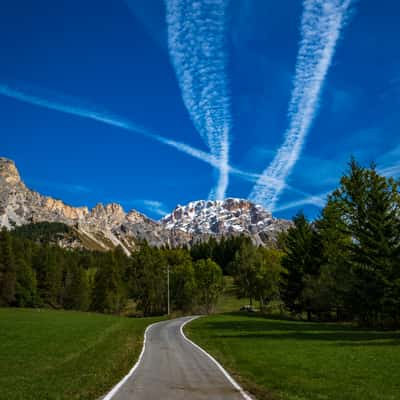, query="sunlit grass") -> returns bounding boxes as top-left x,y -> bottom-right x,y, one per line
0,308 -> 161,400
187,313 -> 400,400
